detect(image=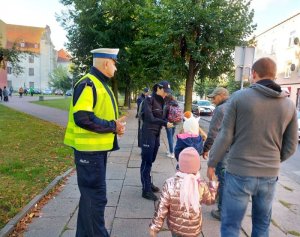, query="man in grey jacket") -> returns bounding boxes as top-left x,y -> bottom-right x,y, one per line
207,57 -> 298,237
203,87 -> 229,220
